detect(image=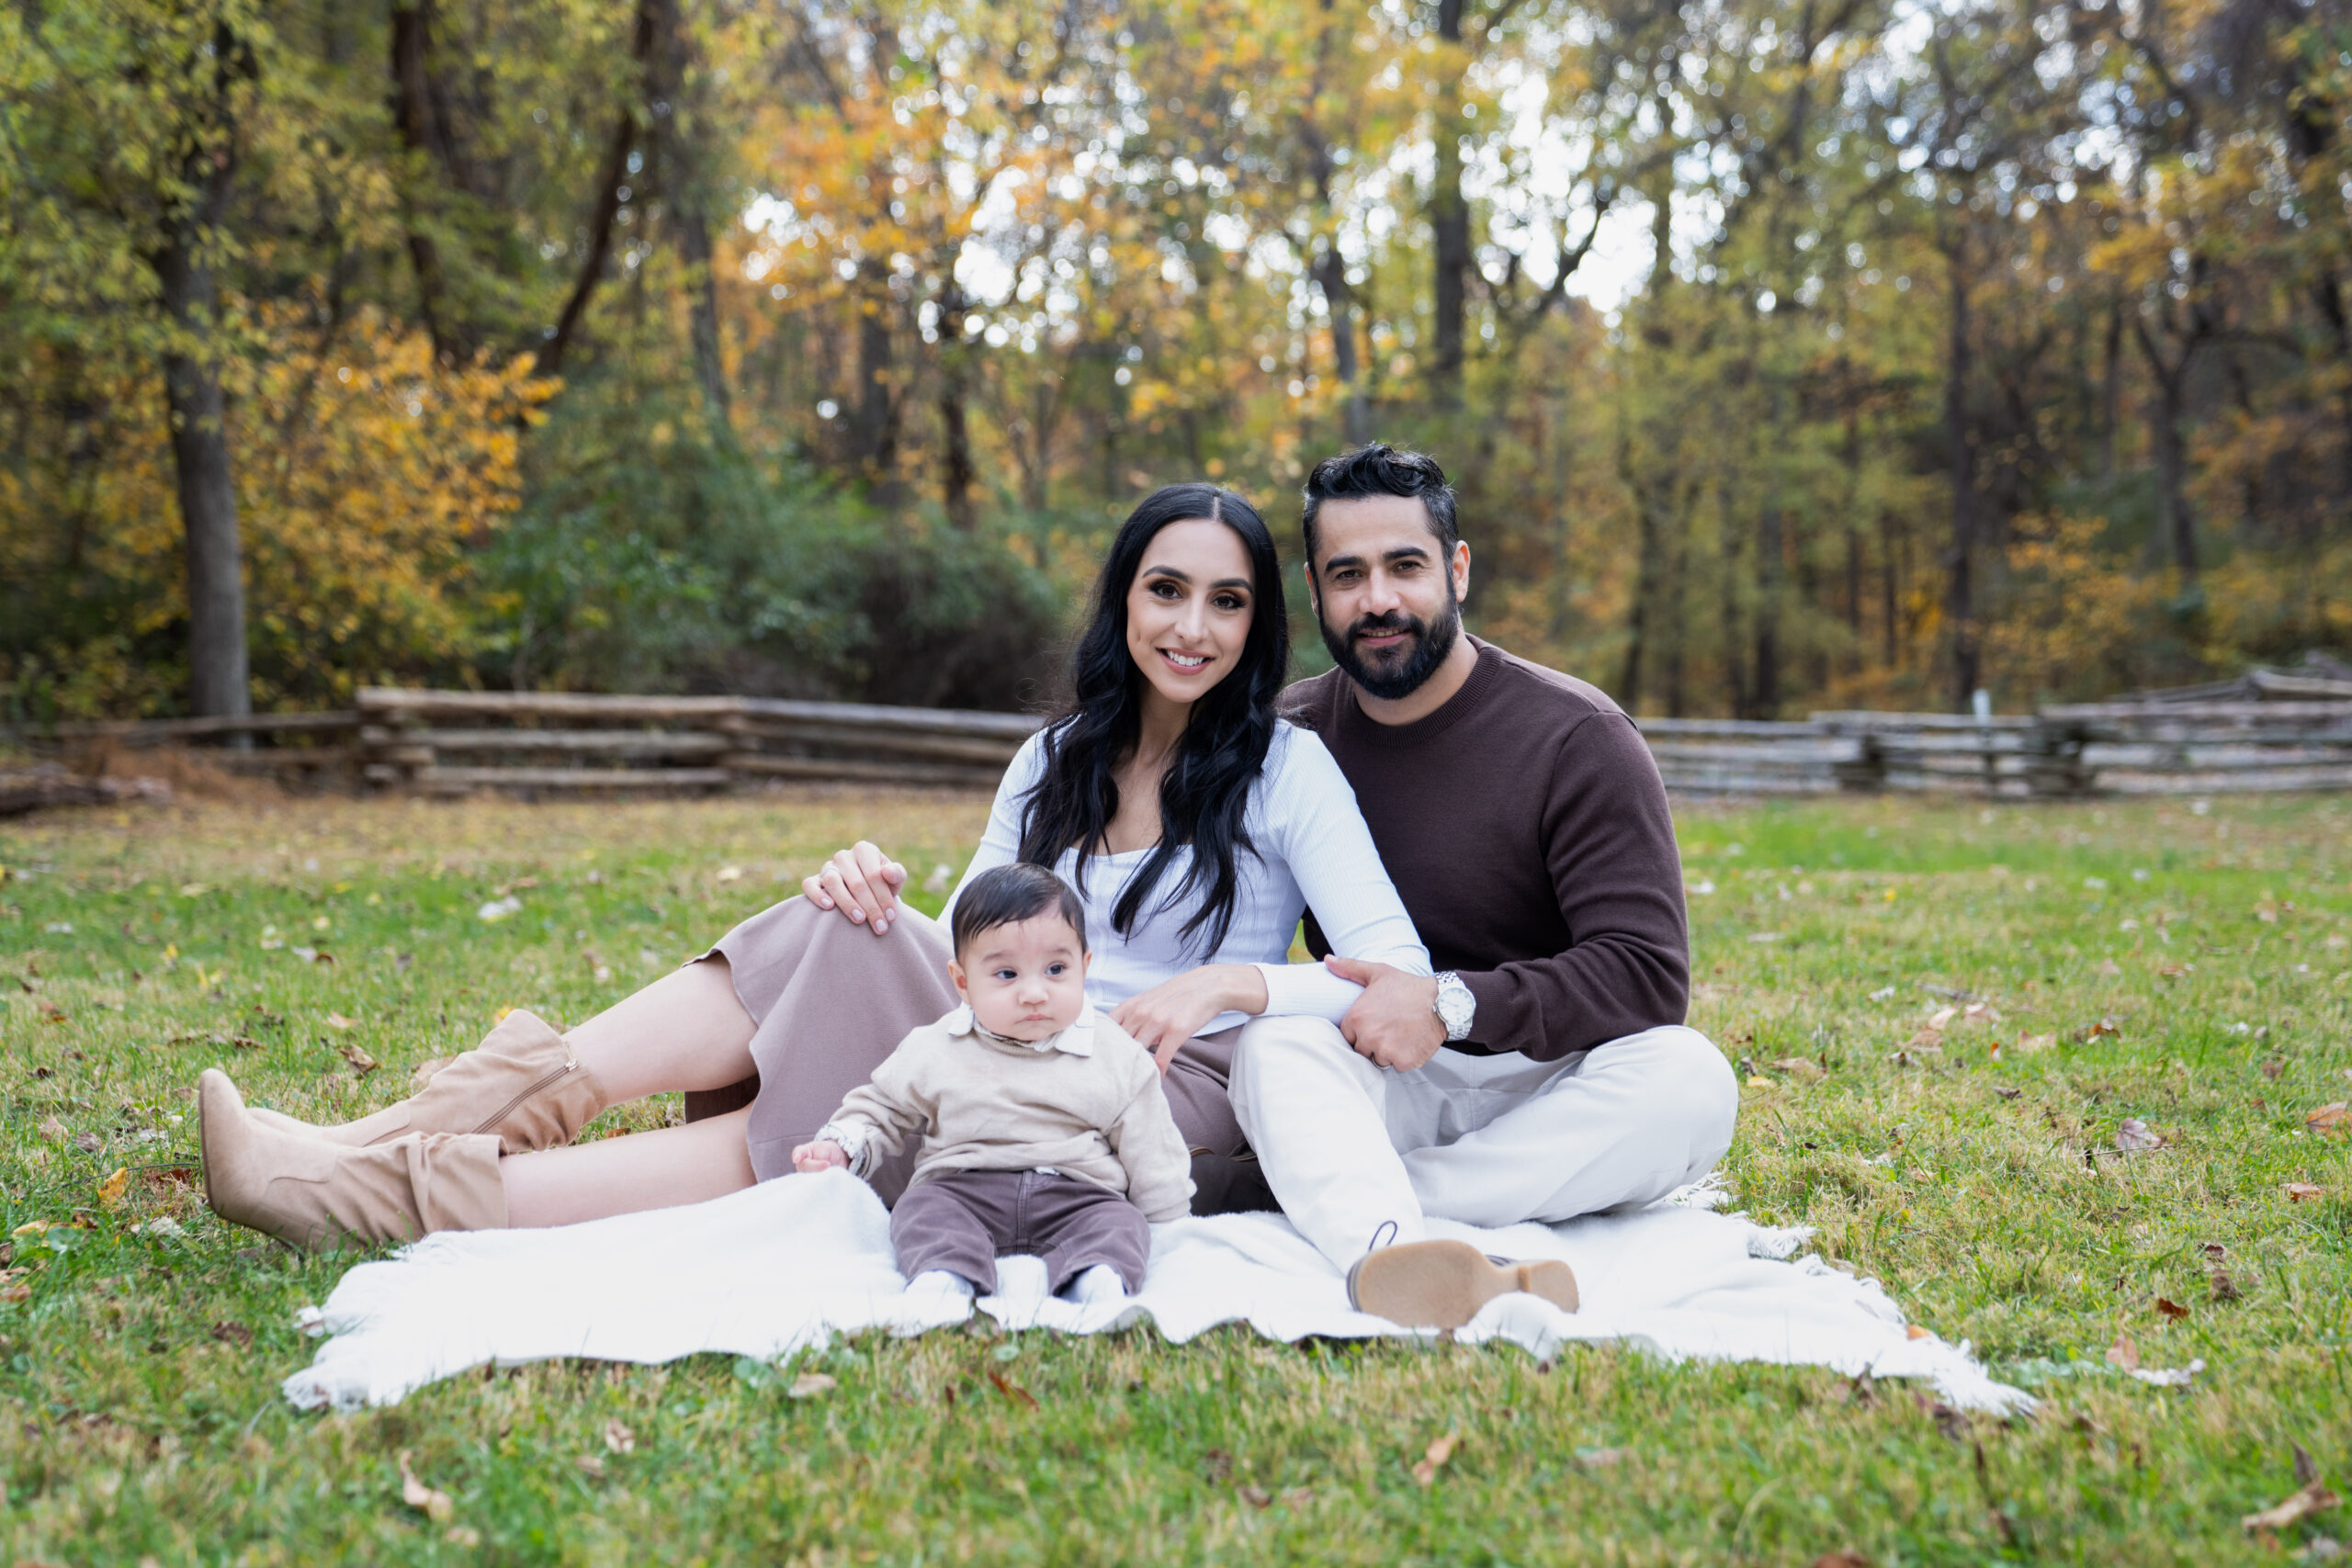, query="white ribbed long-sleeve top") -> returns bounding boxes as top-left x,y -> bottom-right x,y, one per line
940,720 -> 1432,1036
